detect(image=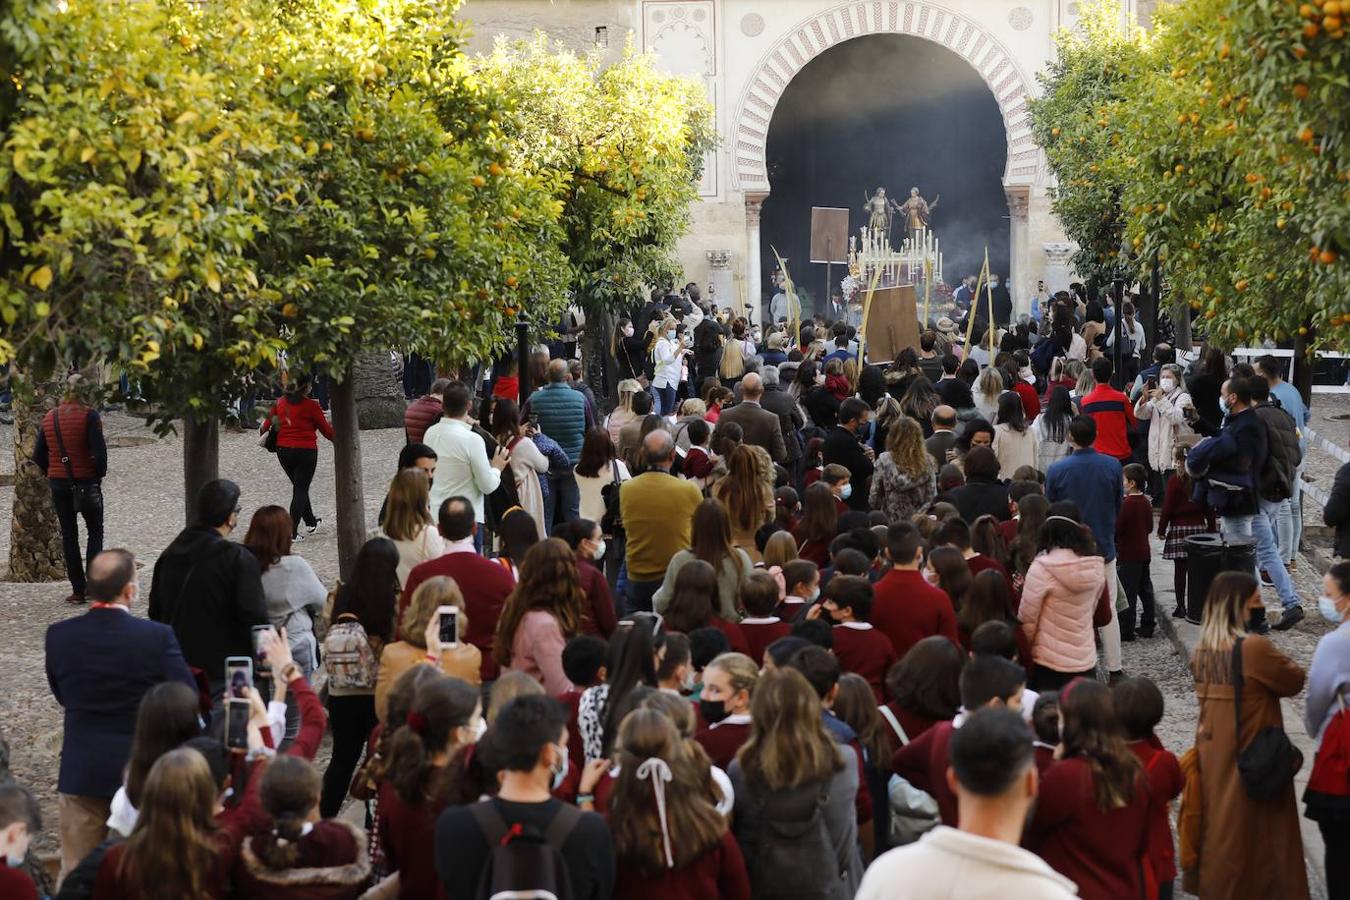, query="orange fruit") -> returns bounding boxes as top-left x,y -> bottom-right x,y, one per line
1328,1 -> 1345,15
1245,172 -> 1260,183
1203,284 -> 1215,295
488,162 -> 504,176
1293,83 -> 1310,99
1293,45 -> 1308,58
1304,21 -> 1320,37
505,275 -> 519,288
1300,127 -> 1316,142
1300,3 -> 1317,16
470,175 -> 486,188
1325,15 -> 1343,29
1320,249 -> 1340,264
1051,127 -> 1061,137
1235,279 -> 1250,292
